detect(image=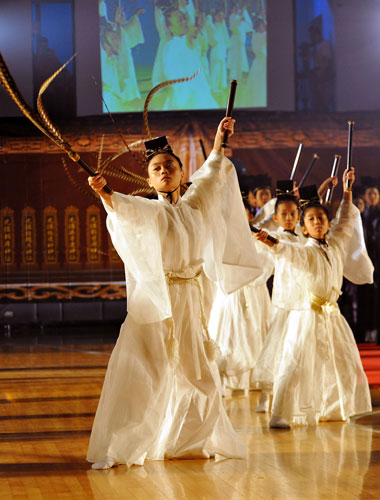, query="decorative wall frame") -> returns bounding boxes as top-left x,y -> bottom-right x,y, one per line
43,206 -> 59,266
86,205 -> 102,265
0,207 -> 15,267
64,206 -> 80,265
21,206 -> 37,266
